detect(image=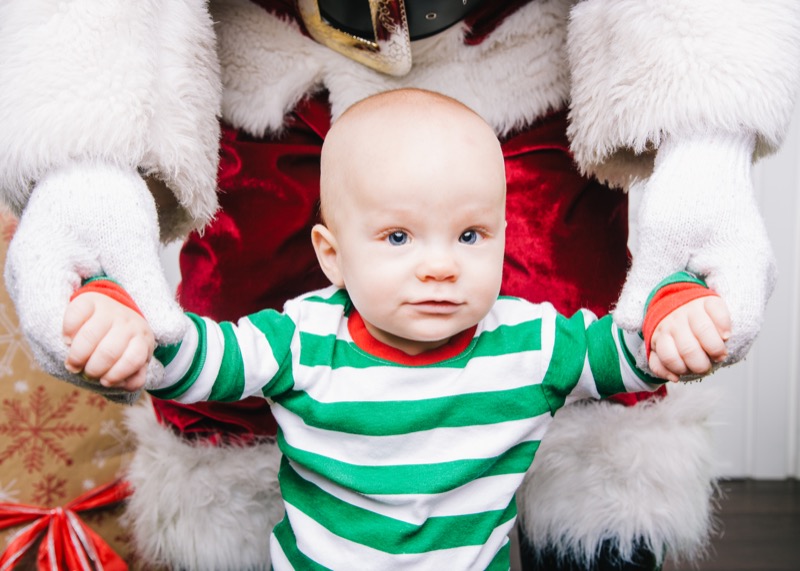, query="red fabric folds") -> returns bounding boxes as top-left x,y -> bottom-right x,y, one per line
0,479 -> 132,571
